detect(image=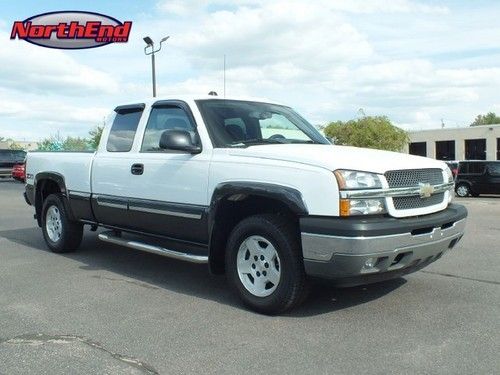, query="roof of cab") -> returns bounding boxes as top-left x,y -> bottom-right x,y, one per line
116,94 -> 286,108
